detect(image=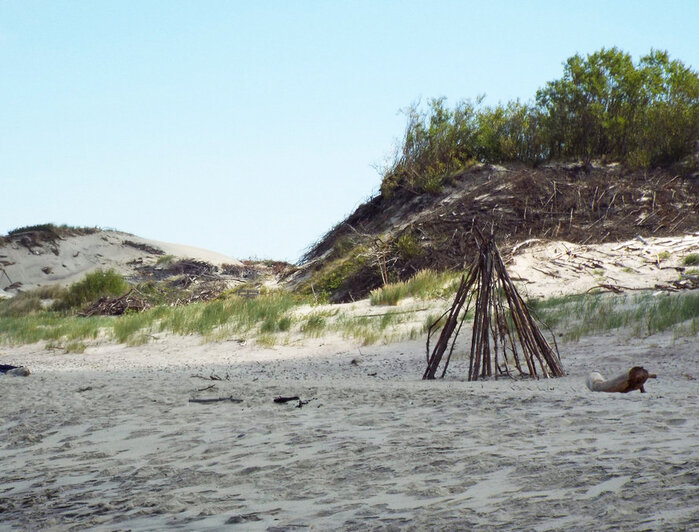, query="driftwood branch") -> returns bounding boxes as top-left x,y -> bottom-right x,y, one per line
273,396 -> 315,408
274,396 -> 300,403
587,366 -> 657,393
188,396 -> 243,404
